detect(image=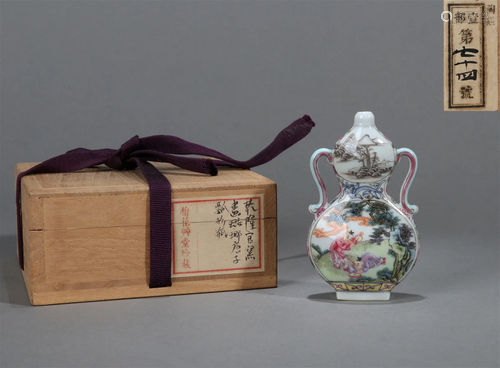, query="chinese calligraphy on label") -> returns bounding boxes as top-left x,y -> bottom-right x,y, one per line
448,3 -> 485,108
172,195 -> 264,277
443,0 -> 499,110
